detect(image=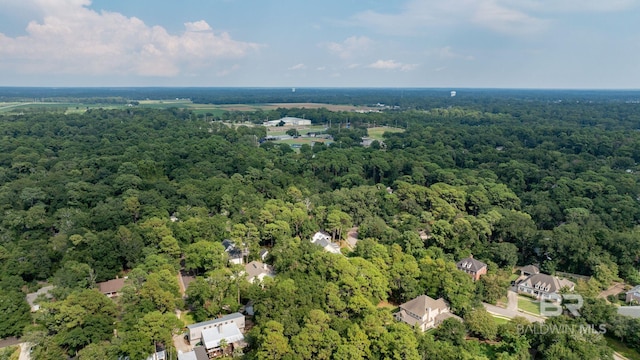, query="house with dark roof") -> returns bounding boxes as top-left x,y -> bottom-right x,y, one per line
626,285 -> 640,304
517,273 -> 575,302
394,295 -> 460,331
222,240 -> 247,265
311,231 -> 341,255
97,277 -> 126,298
456,257 -> 487,281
